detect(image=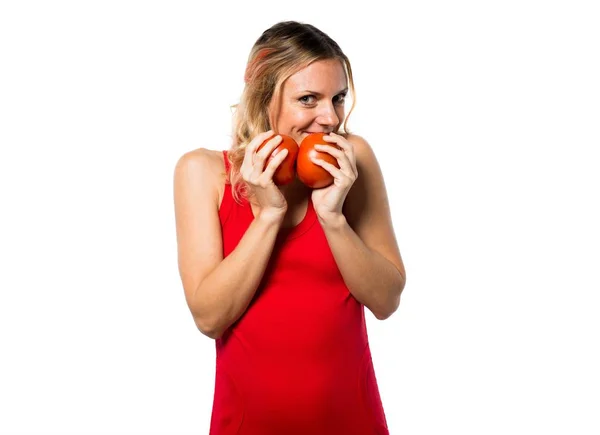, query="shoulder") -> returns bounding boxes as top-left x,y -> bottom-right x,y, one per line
173,148 -> 226,206
341,133 -> 385,223
174,147 -> 226,178
342,133 -> 379,172
341,133 -> 405,286
175,147 -> 224,168
343,133 -> 375,159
